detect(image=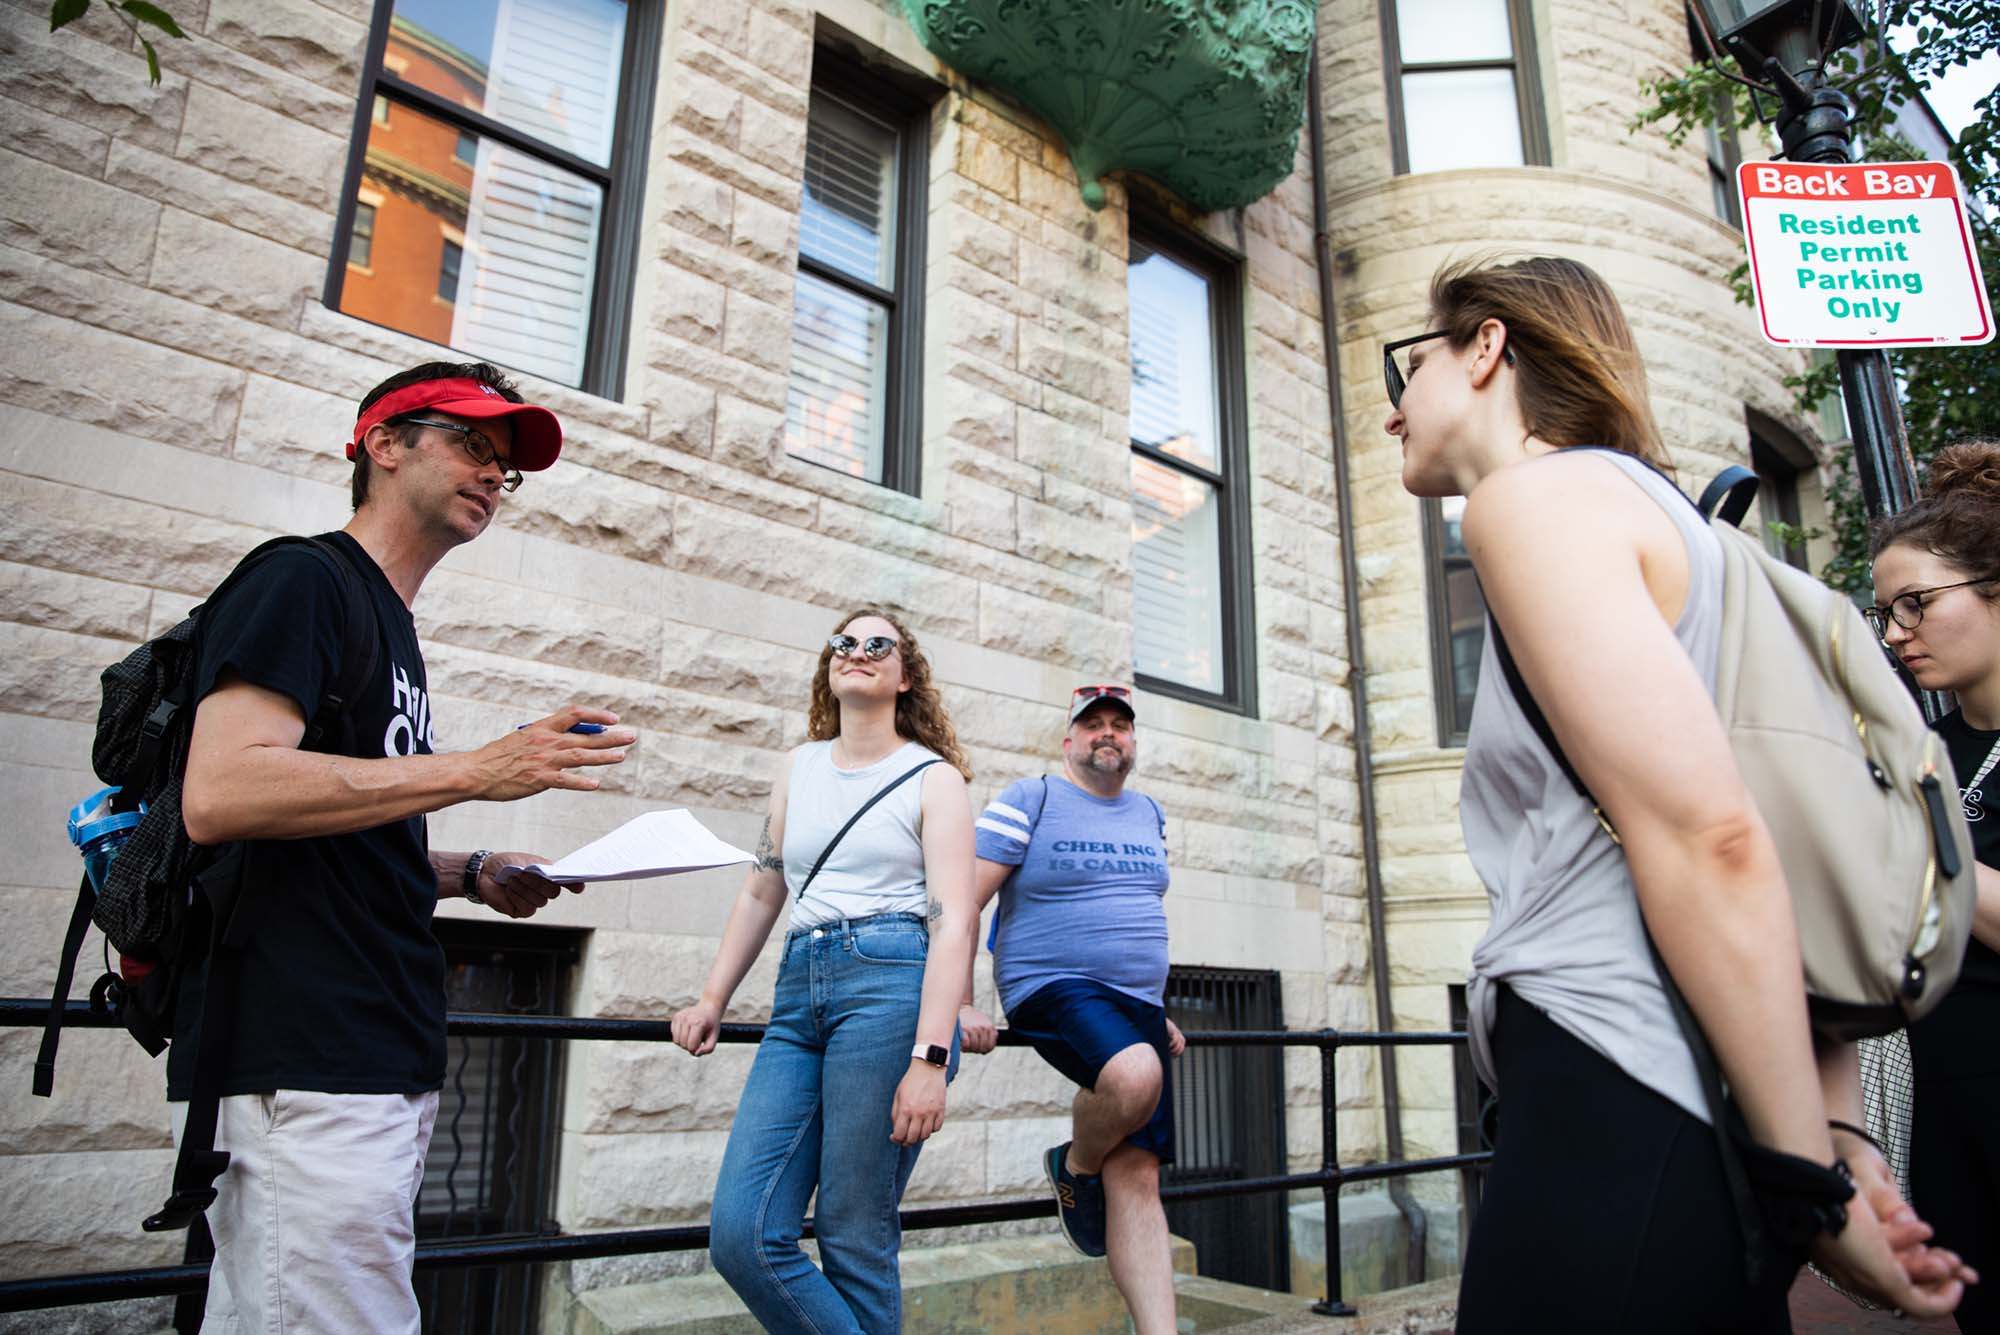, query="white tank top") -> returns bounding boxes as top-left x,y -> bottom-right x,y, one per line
783,739 -> 938,930
1458,450 -> 1725,1124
